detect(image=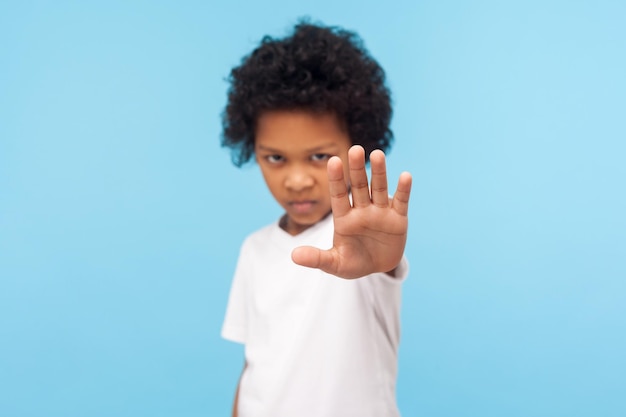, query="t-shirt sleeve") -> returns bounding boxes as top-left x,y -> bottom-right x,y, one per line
221,240 -> 251,344
358,255 -> 408,352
